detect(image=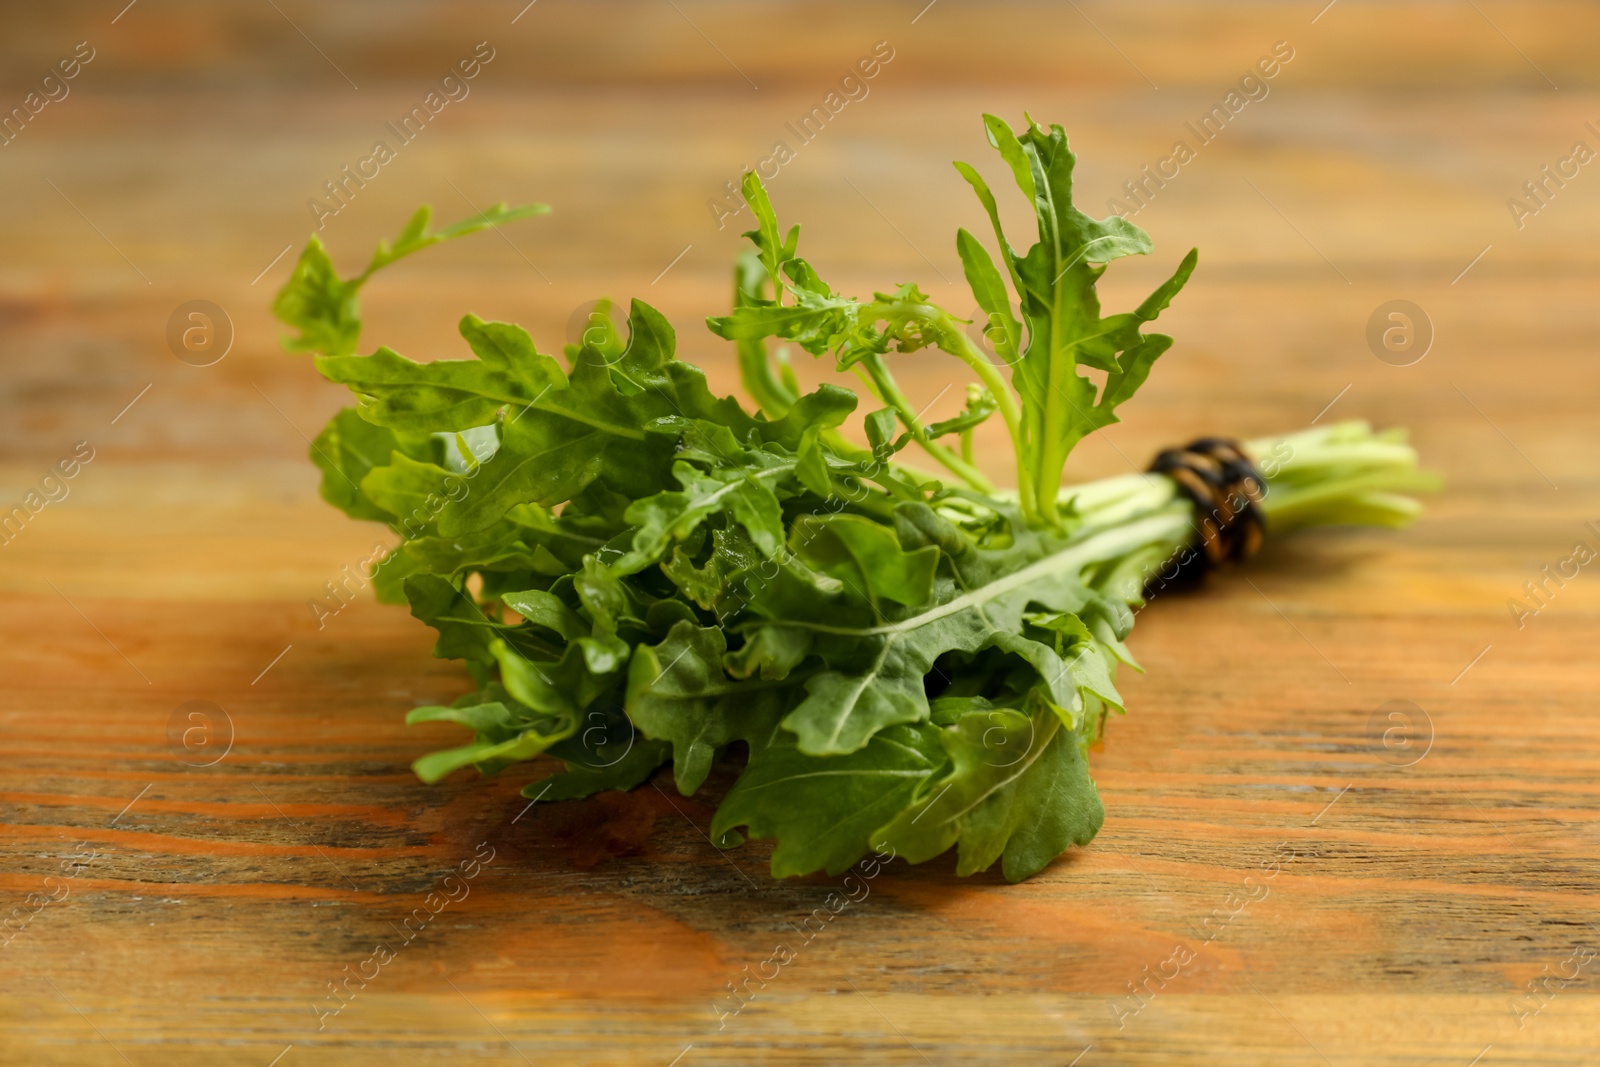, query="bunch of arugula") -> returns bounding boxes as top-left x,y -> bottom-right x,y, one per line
274,115 -> 1433,882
